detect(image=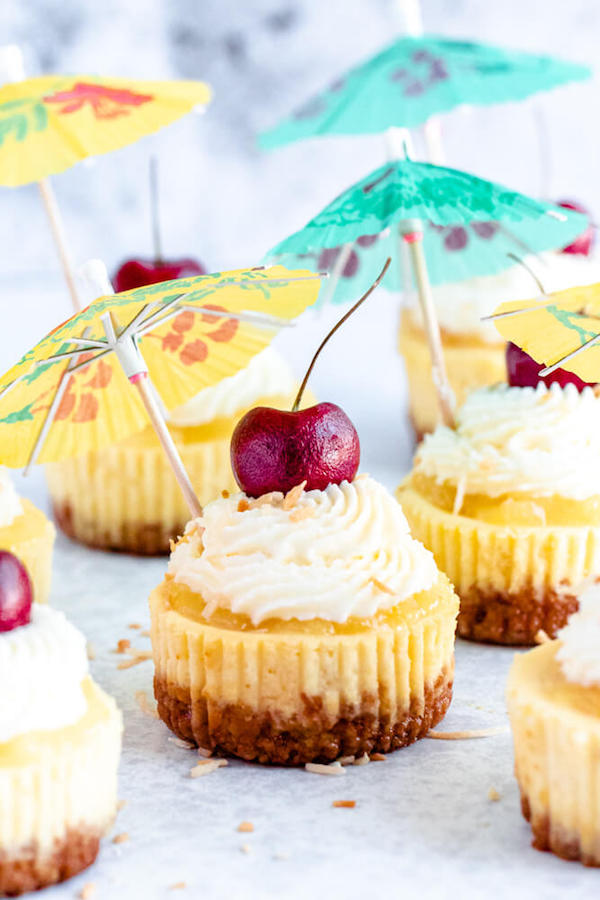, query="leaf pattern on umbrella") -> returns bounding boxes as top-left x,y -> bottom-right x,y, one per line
0,98 -> 47,146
